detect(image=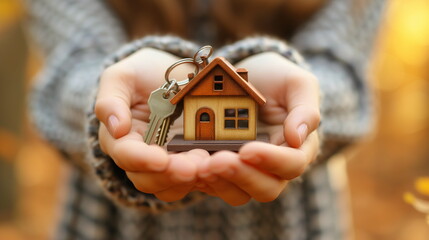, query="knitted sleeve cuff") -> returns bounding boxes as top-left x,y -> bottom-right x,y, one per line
214,36 -> 308,69
87,36 -> 206,214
